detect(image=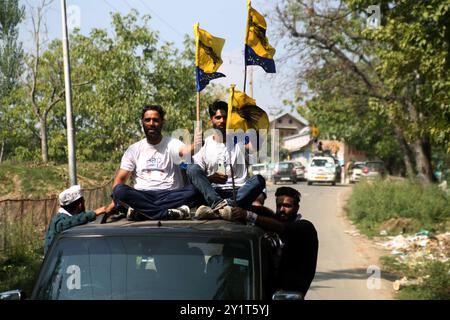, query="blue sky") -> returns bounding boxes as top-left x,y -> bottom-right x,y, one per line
19,0 -> 296,118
